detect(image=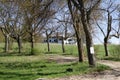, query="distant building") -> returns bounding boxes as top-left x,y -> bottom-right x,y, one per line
44,36 -> 63,43
64,37 -> 77,44
43,32 -> 79,44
